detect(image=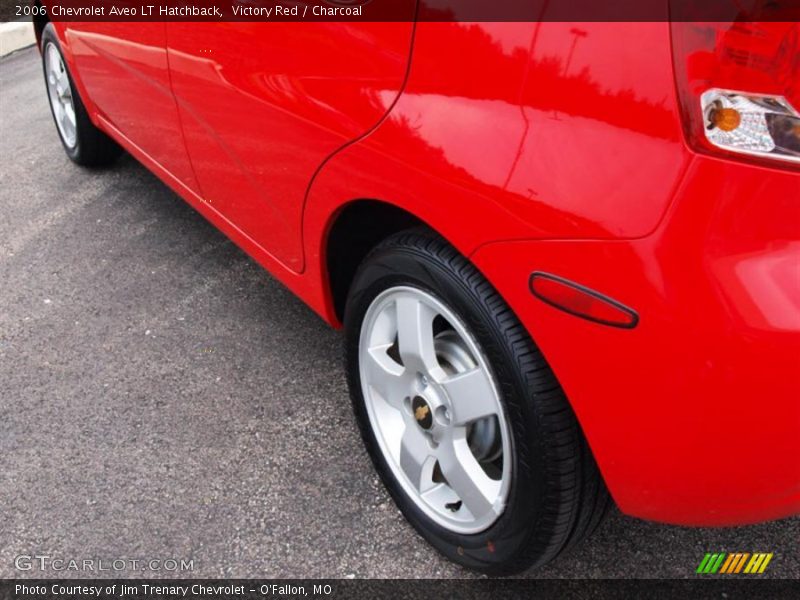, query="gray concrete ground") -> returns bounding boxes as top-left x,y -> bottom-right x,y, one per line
1,46 -> 798,579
